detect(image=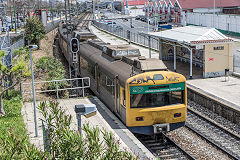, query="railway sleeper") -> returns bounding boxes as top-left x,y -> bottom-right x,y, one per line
157,152 -> 185,159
